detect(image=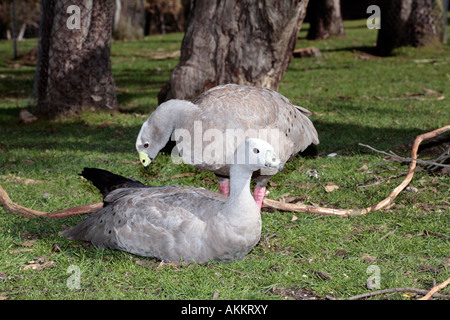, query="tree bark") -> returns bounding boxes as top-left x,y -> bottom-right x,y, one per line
158,0 -> 309,104
306,0 -> 345,40
34,0 -> 118,118
376,0 -> 446,56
